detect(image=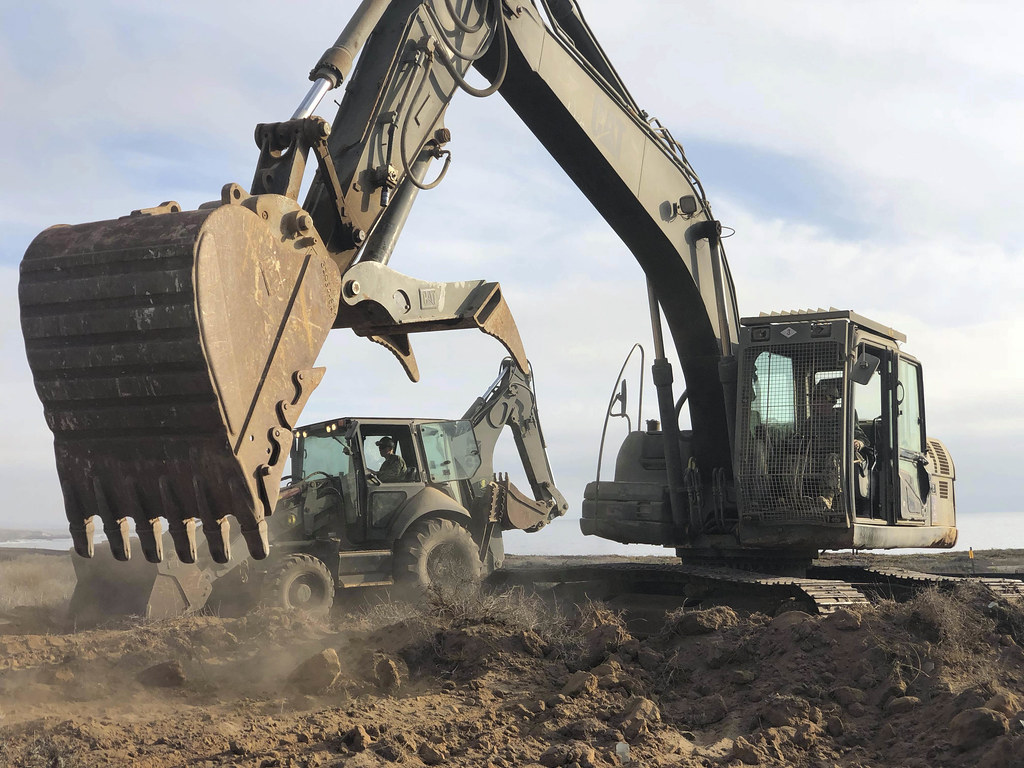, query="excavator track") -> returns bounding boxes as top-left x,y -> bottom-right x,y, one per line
19,187 -> 340,564
492,560 -> 1024,616
490,561 -> 870,615
497,557 -> 1024,618
810,565 -> 1024,606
